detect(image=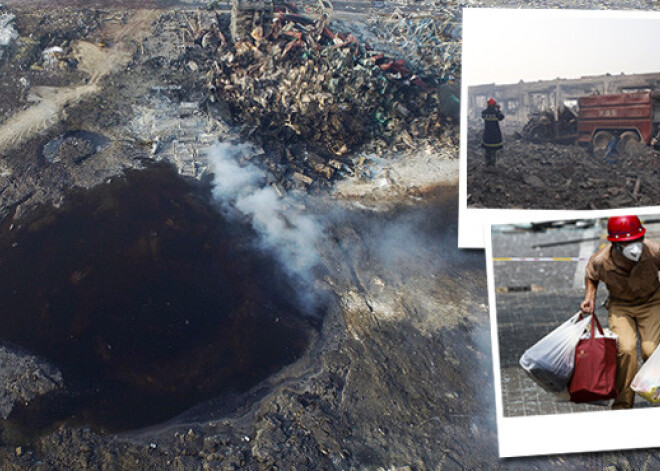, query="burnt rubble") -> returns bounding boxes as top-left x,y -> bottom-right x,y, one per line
365,6 -> 462,80
0,13 -> 18,60
176,6 -> 453,190
0,7 -> 109,124
9,8 -> 105,62
467,133 -> 660,209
